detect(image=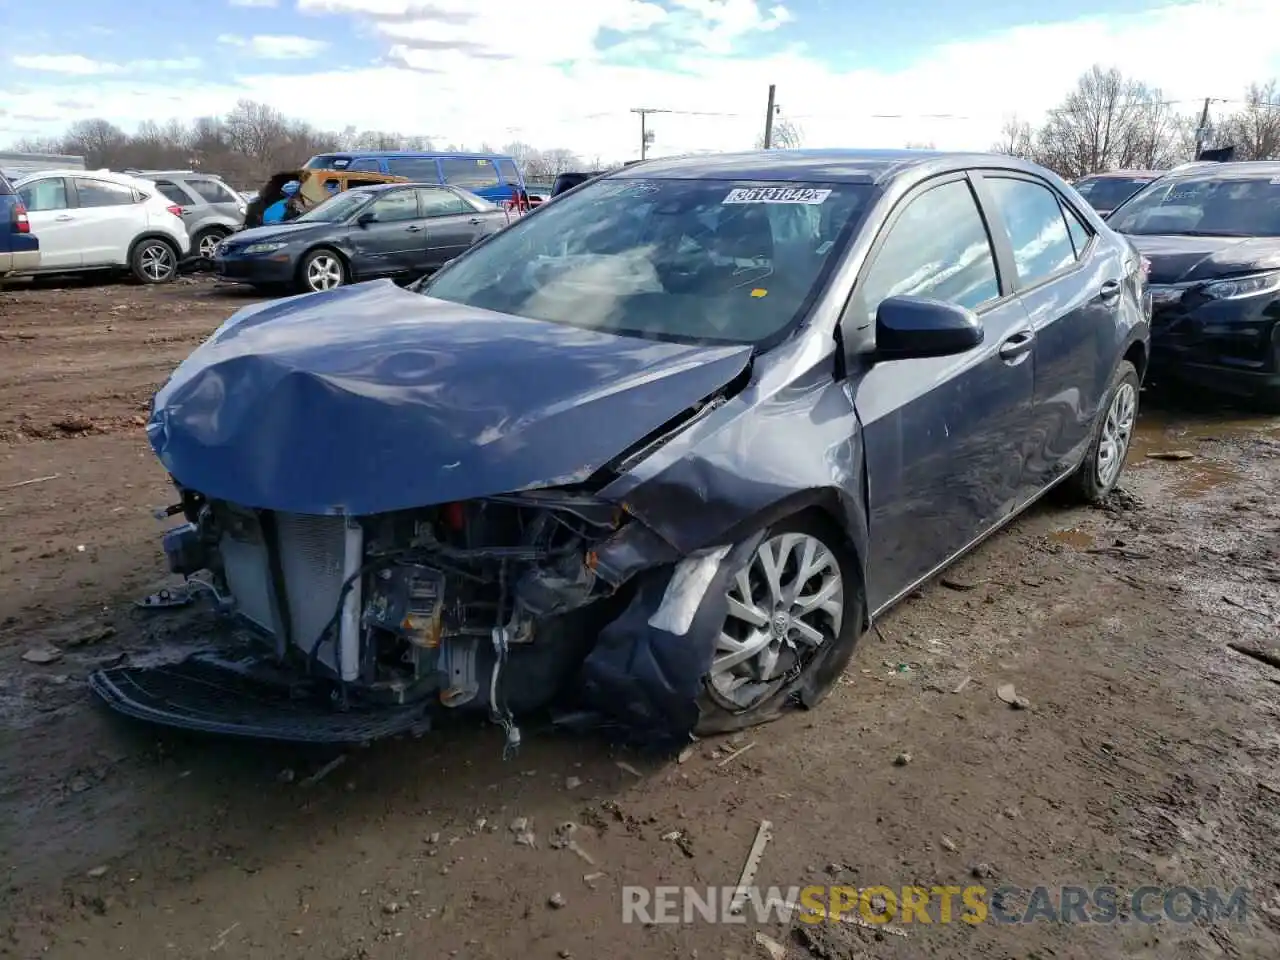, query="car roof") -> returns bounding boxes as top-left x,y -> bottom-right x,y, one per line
315,151 -> 514,160
15,168 -> 153,189
1079,170 -> 1162,179
1158,160 -> 1280,181
134,170 -> 223,179
347,181 -> 452,193
610,149 -> 1055,185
